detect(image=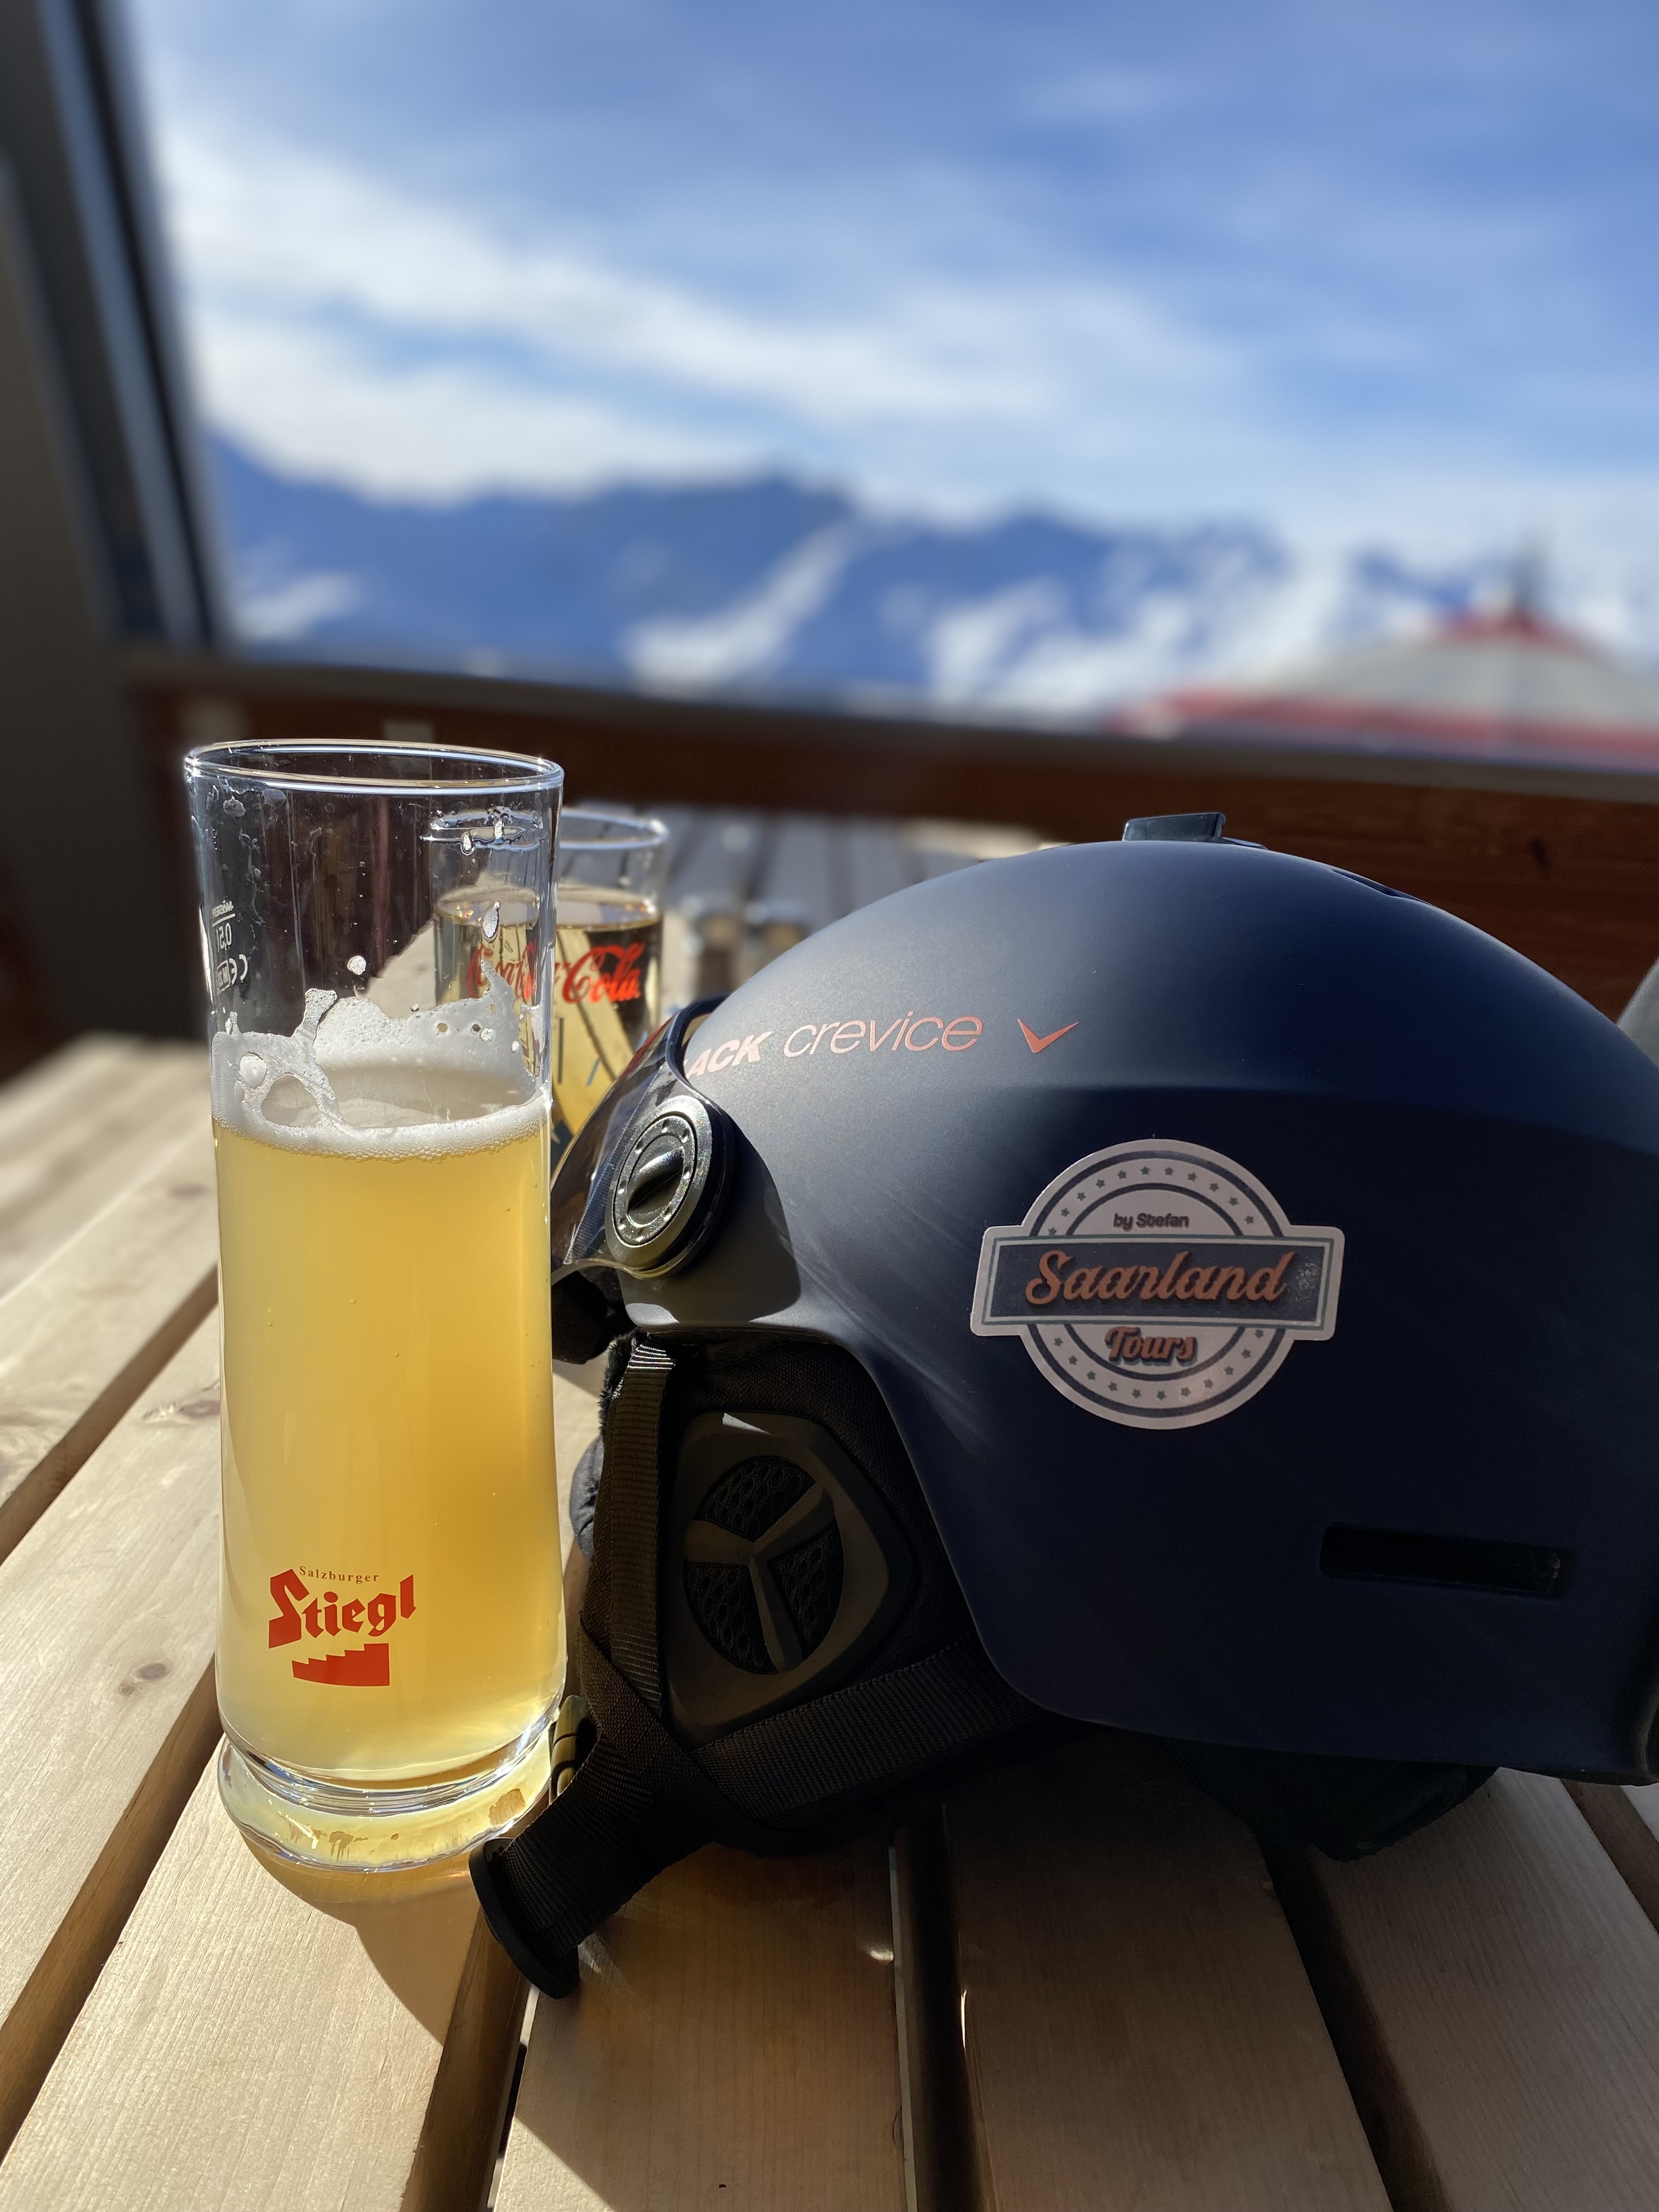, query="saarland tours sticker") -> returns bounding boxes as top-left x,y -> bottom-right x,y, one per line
971,1140 -> 1343,1430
